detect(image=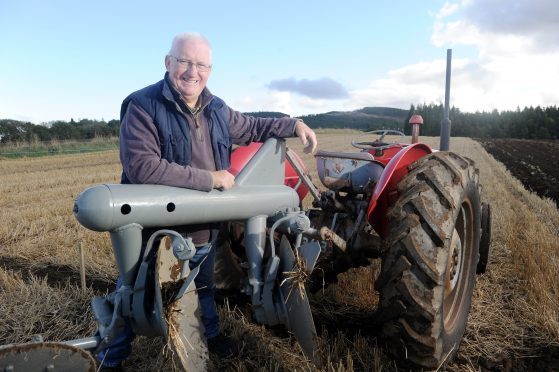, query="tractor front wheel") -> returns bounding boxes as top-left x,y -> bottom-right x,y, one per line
375,152 -> 481,370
